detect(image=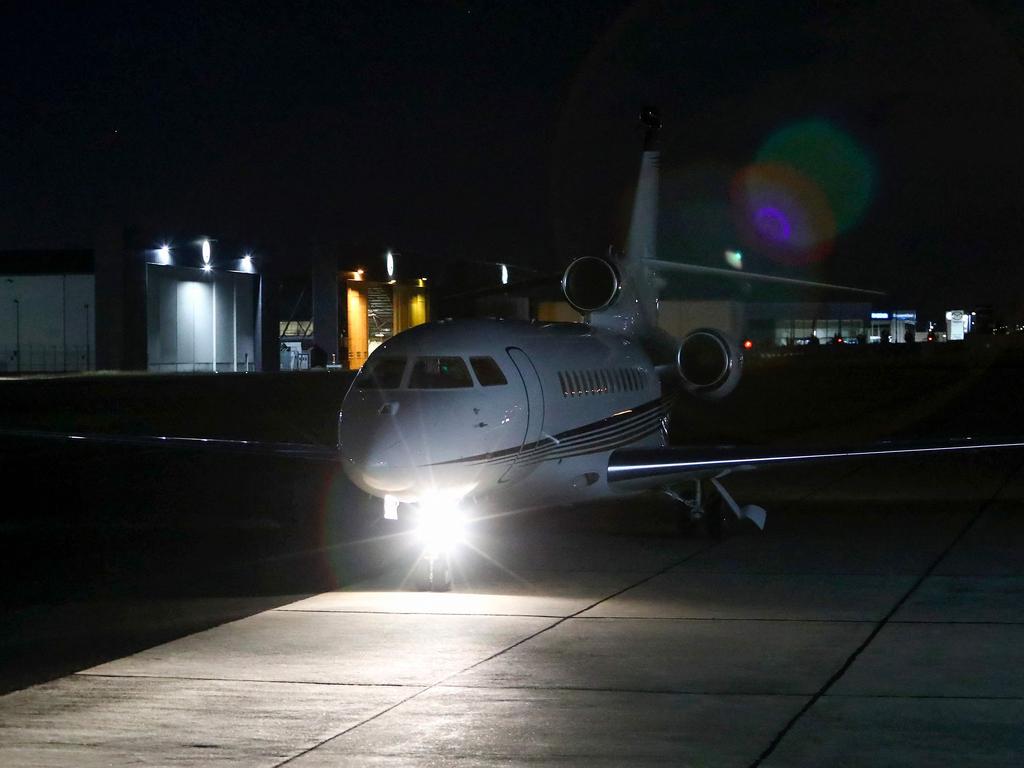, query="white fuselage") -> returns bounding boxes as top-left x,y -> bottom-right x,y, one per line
338,318 -> 670,513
